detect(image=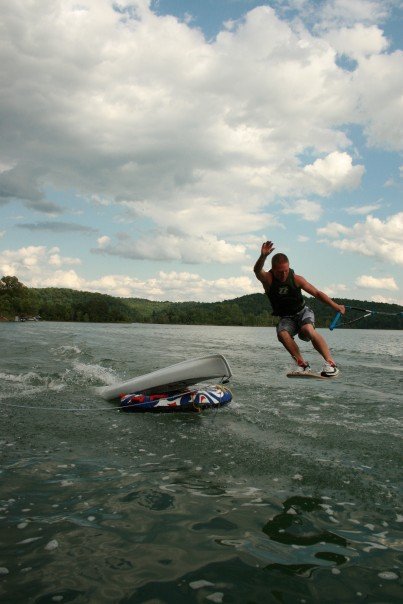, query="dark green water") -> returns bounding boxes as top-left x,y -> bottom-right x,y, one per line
1,322 -> 402,603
